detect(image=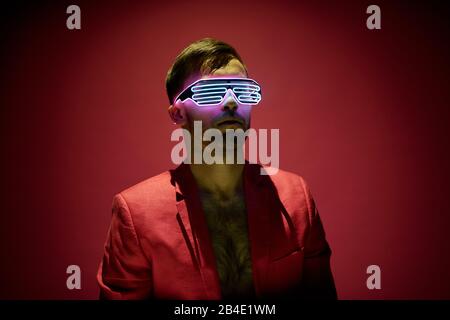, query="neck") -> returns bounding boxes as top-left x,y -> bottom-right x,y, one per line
189,163 -> 244,197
